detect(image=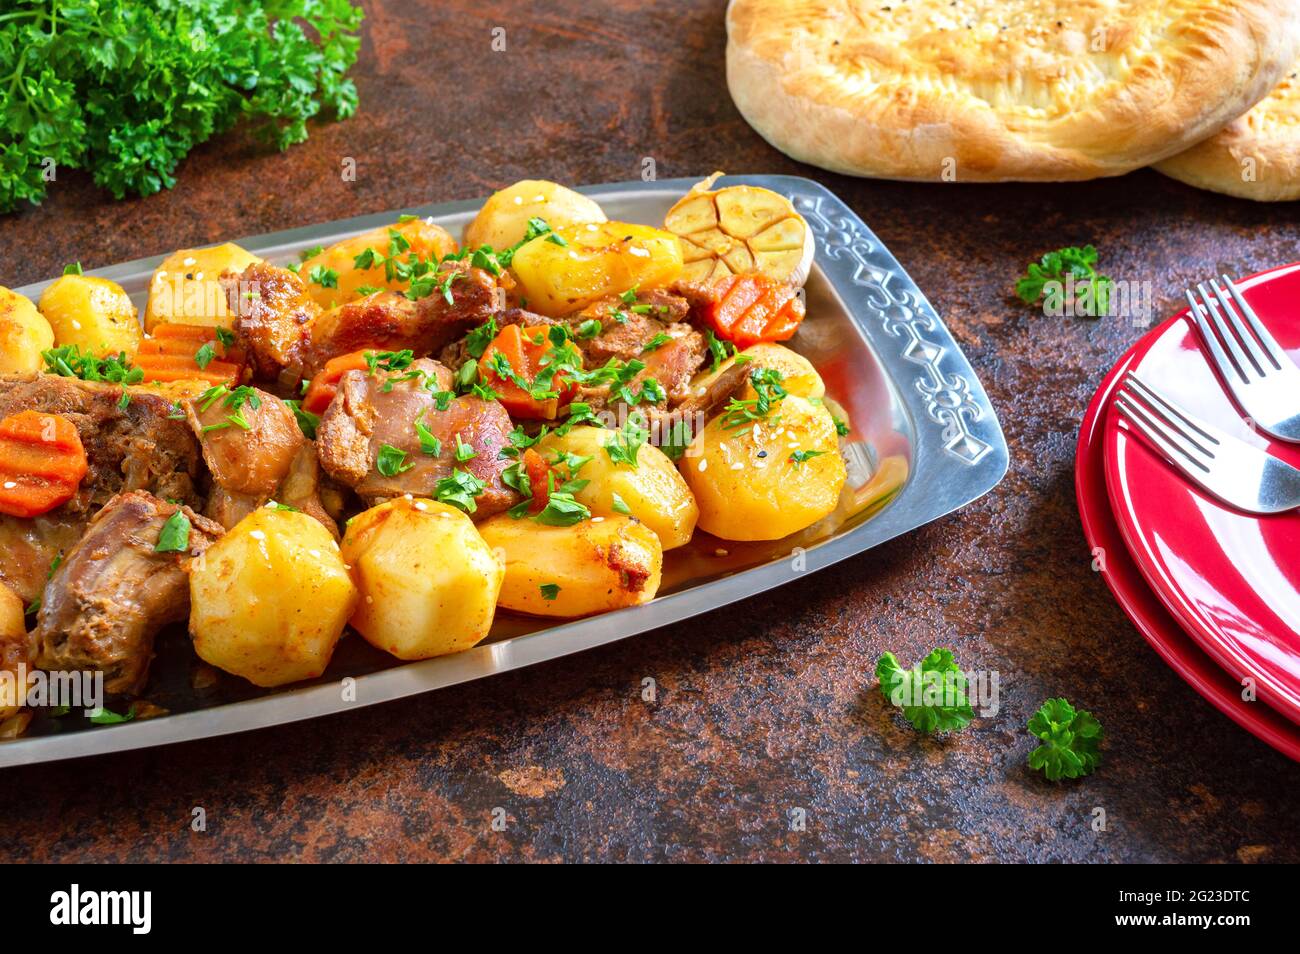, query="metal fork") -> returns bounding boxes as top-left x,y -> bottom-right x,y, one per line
1186,275 -> 1300,443
1114,371 -> 1300,514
